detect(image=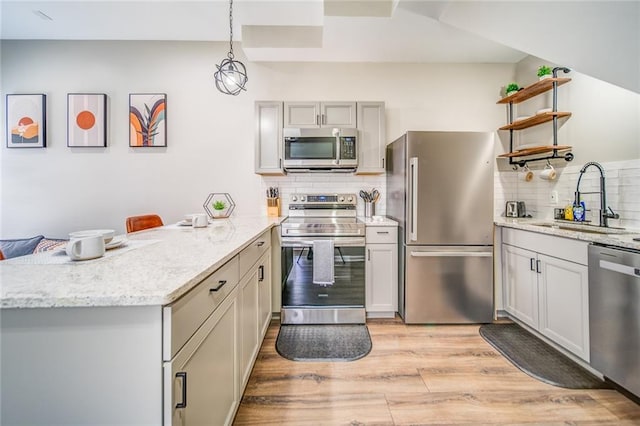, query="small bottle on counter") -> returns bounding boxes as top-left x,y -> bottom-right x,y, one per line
573,201 -> 586,222
564,205 -> 574,221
